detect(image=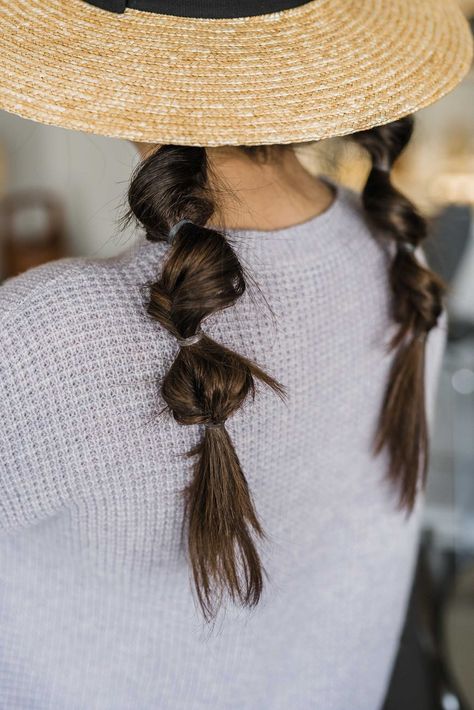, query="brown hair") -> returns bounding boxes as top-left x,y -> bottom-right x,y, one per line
126,117 -> 444,620
350,116 -> 444,508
